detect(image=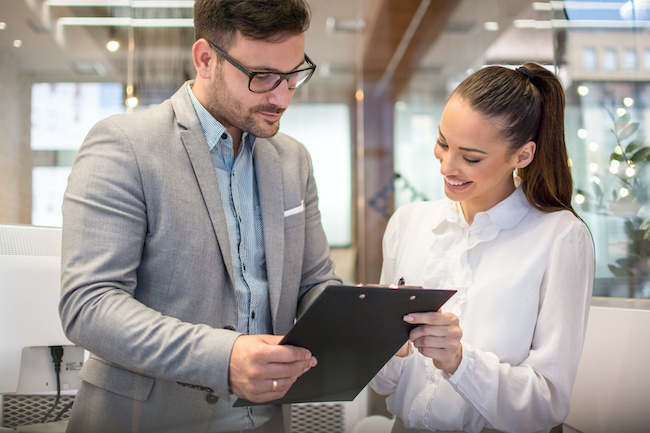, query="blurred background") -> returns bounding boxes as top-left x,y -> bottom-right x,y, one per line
1,0 -> 650,299
2,1 -> 650,430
